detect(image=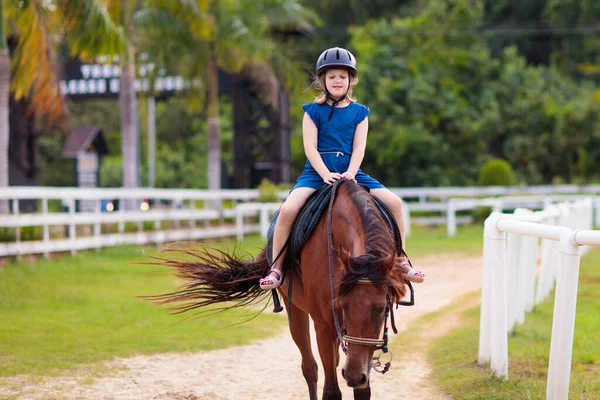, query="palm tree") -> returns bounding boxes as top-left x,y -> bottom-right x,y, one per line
0,1 -> 9,213
105,0 -> 138,193
0,0 -> 124,213
136,0 -> 316,190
